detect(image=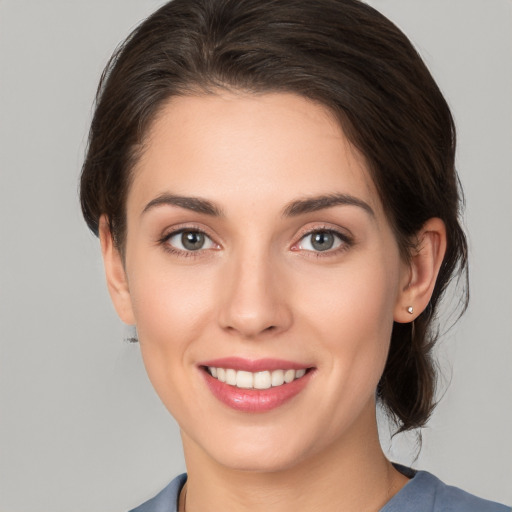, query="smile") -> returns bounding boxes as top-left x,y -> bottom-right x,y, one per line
206,367 -> 307,390
200,358 -> 314,412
